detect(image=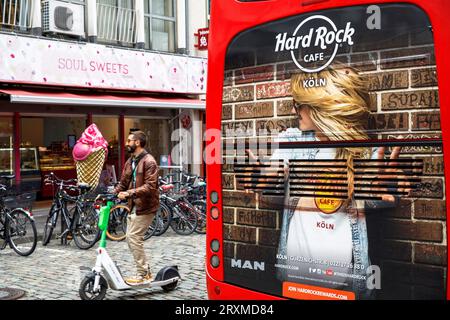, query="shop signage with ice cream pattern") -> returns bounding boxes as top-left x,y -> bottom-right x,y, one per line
0,34 -> 207,94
